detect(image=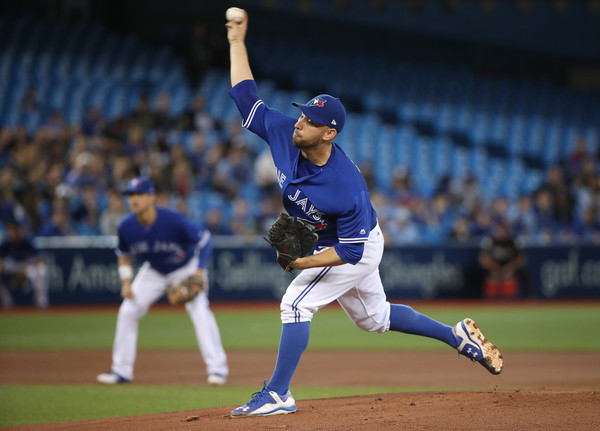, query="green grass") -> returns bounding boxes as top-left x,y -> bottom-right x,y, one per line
1,303 -> 599,426
0,384 -> 435,427
1,304 -> 599,351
